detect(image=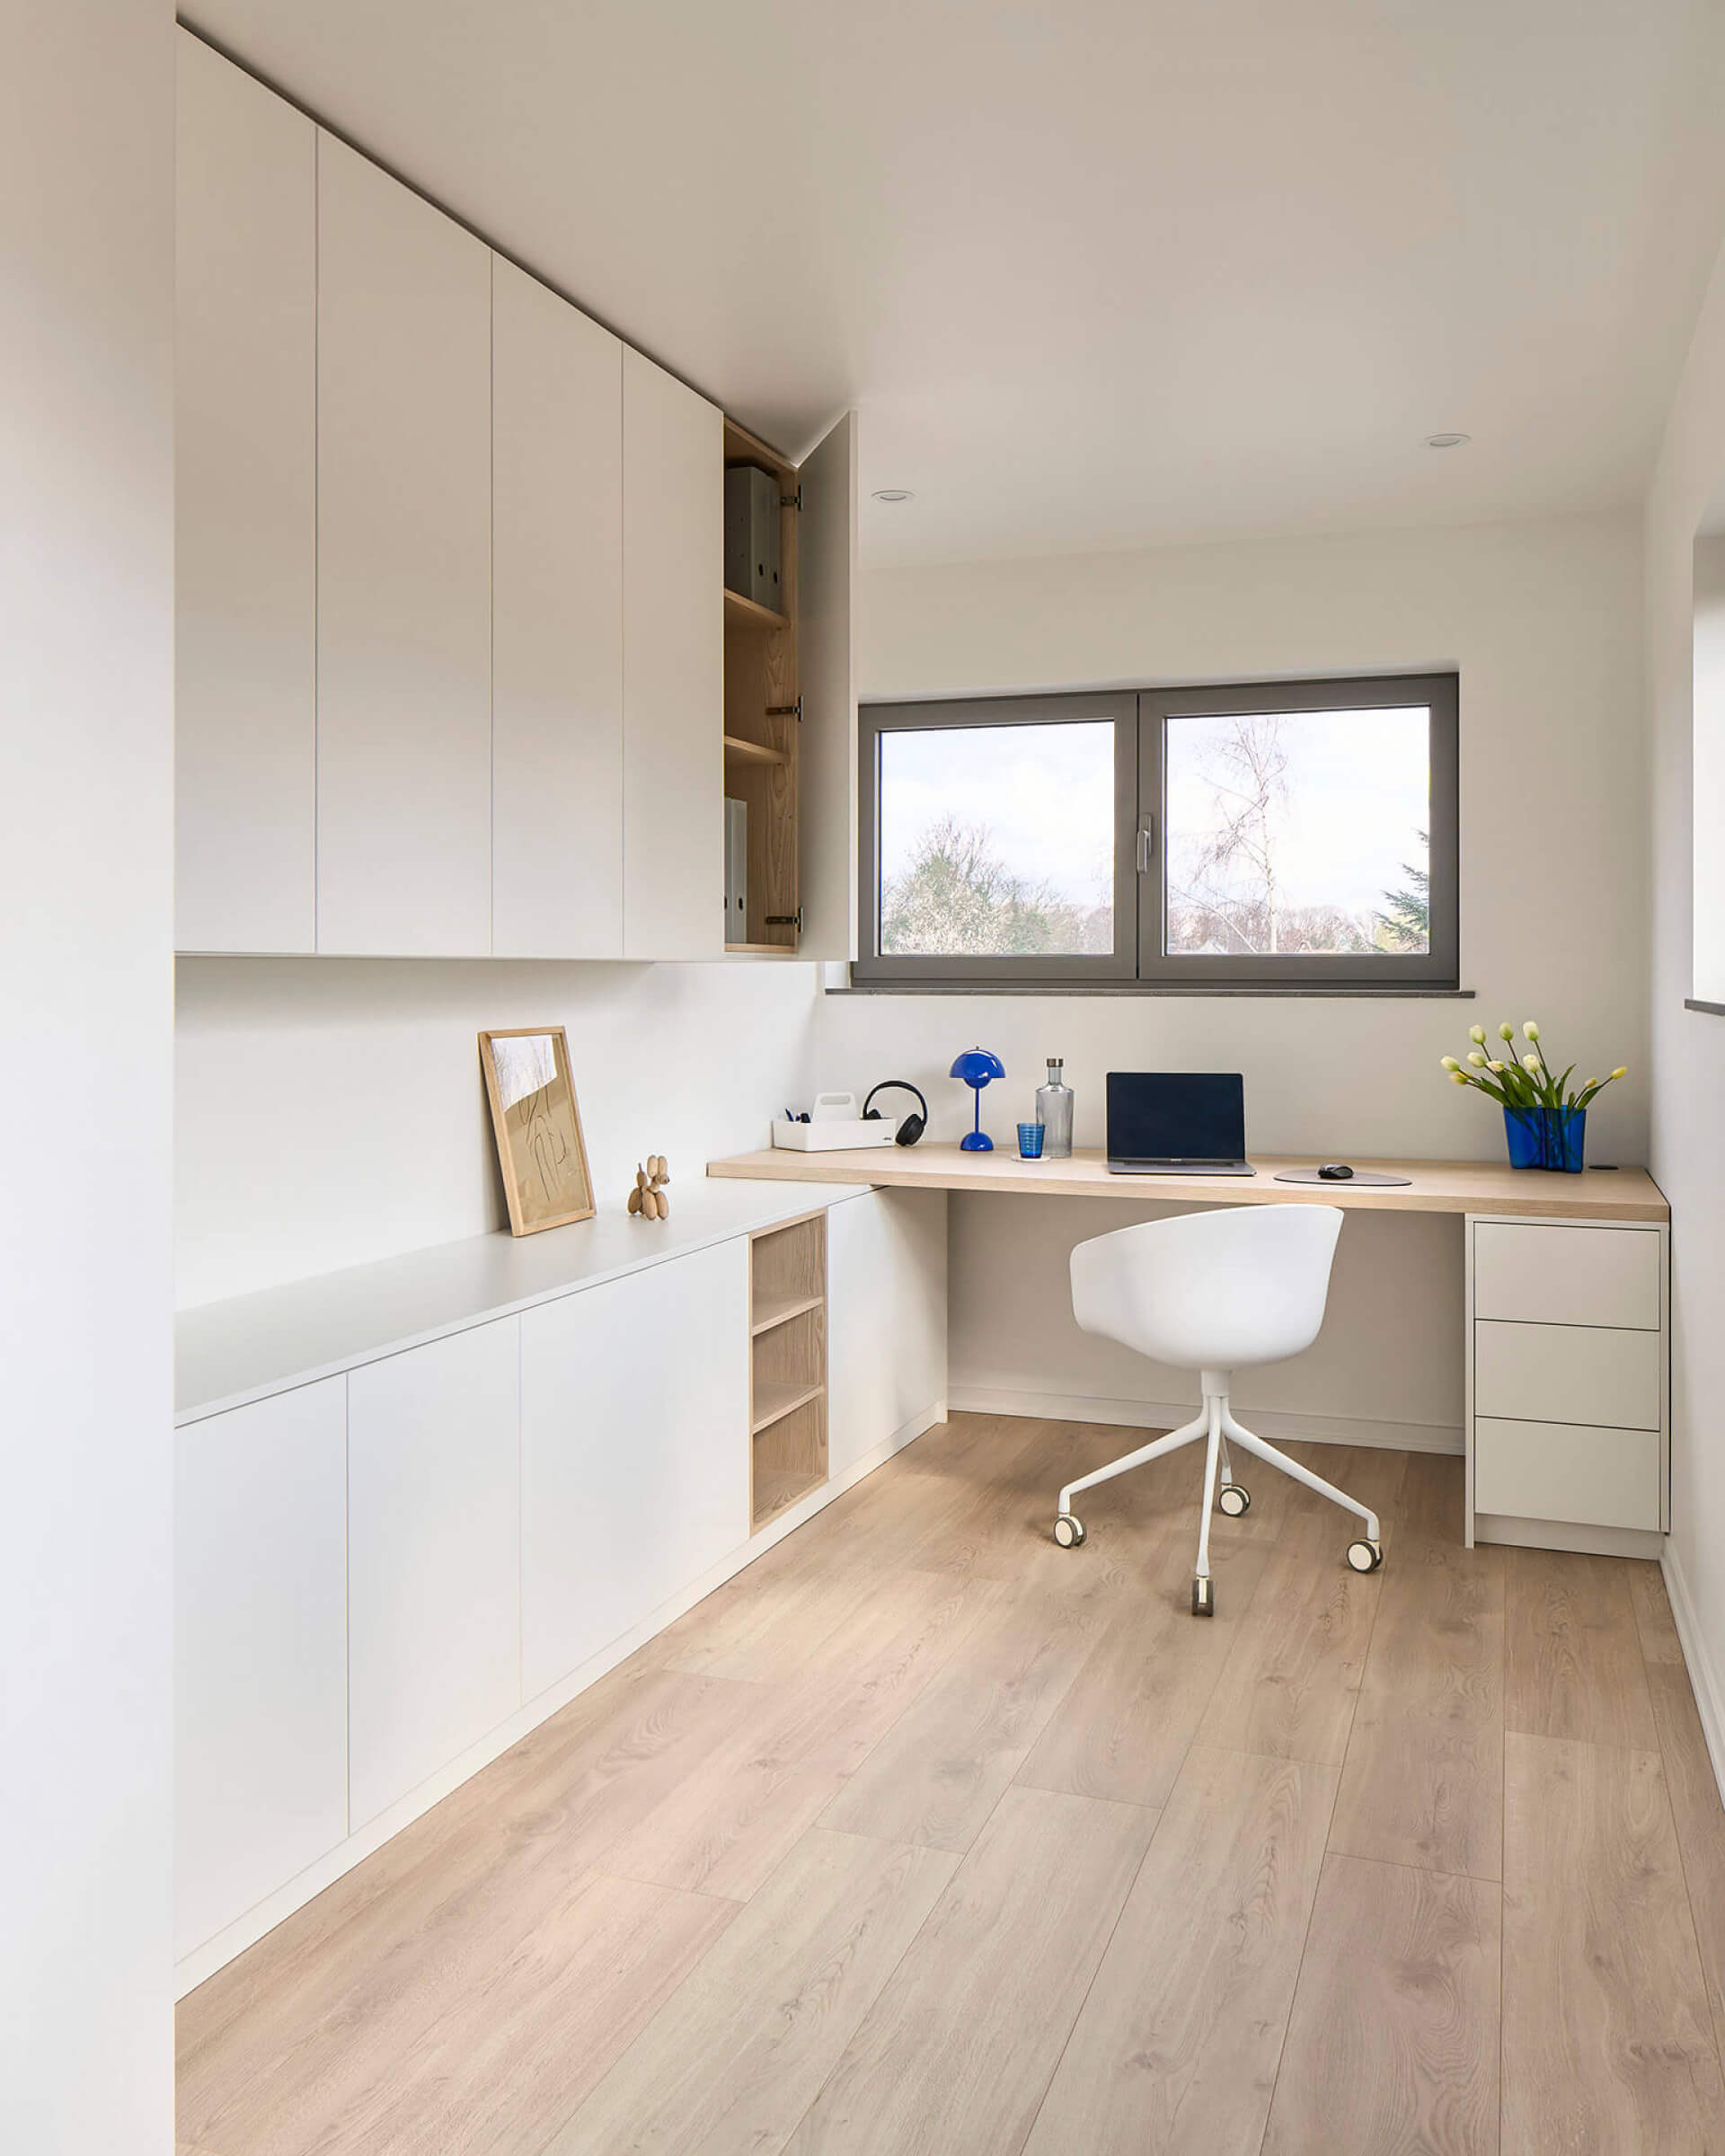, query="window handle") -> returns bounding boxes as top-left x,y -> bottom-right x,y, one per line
1136,817 -> 1156,874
